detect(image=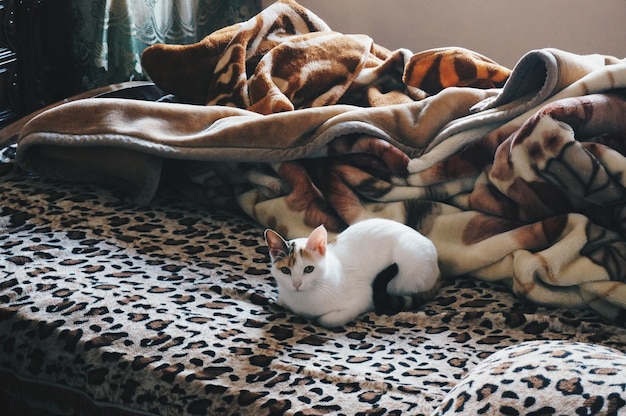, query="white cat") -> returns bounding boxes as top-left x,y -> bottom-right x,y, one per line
264,218 -> 440,328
